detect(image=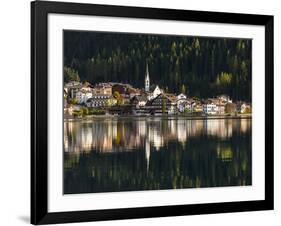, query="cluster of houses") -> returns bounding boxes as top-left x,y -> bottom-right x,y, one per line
64,64 -> 251,116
